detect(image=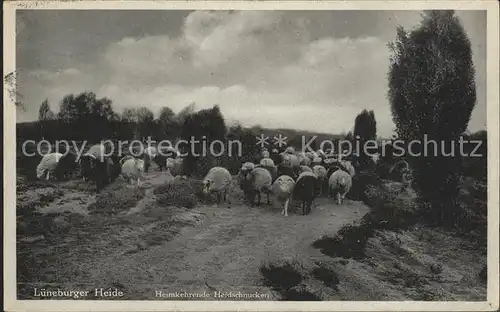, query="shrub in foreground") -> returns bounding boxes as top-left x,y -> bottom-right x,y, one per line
88,181 -> 145,215
154,180 -> 198,209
